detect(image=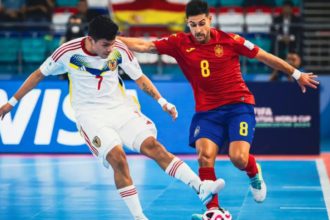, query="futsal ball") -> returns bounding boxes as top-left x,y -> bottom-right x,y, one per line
202,209 -> 232,220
